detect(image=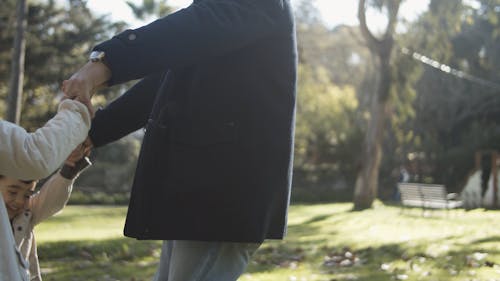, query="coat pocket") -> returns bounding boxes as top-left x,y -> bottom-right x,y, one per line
172,120 -> 239,147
